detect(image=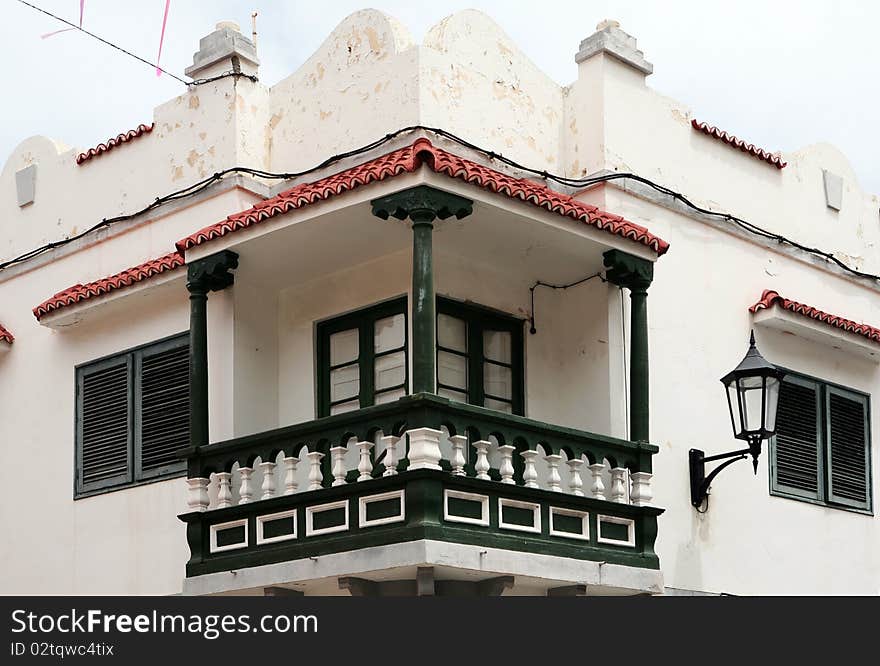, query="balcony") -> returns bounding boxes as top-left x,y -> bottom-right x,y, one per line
175,149 -> 668,595
179,393 -> 661,595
